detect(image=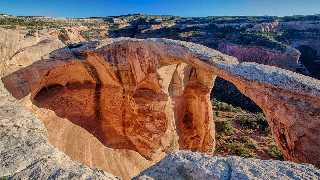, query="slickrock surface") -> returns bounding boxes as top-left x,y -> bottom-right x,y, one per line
1,35 -> 320,179
0,28 -> 67,77
135,151 -> 320,180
